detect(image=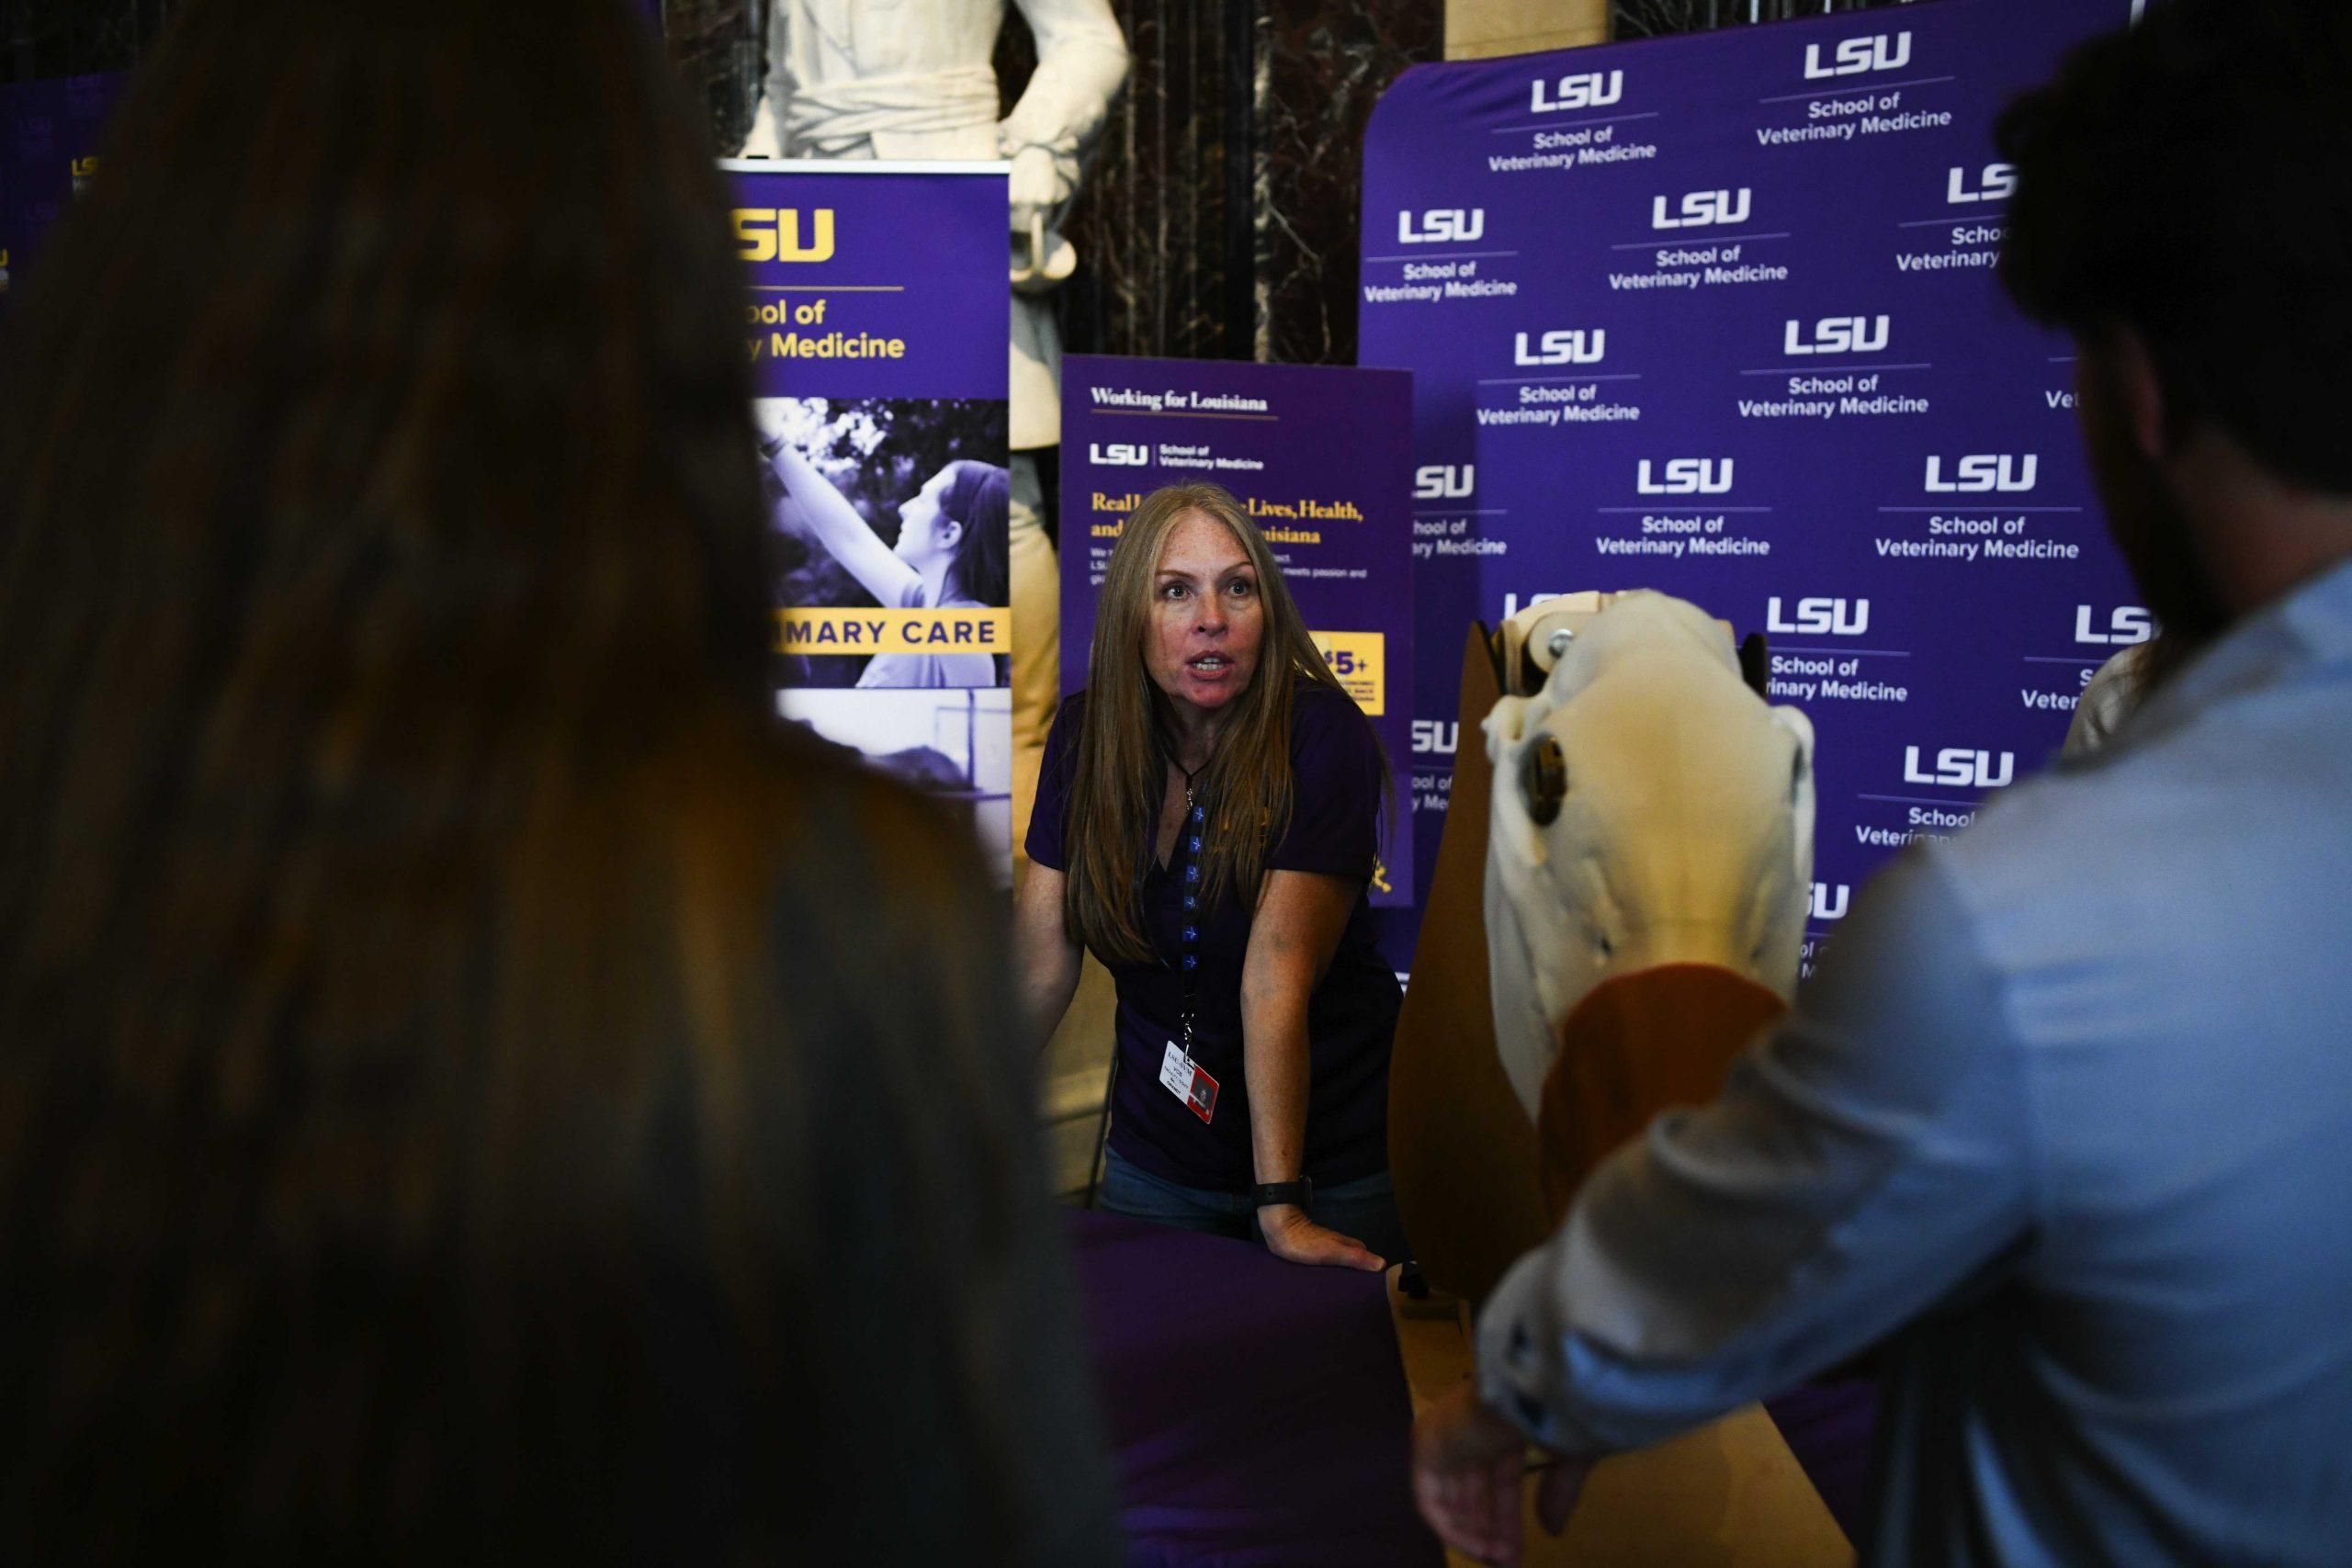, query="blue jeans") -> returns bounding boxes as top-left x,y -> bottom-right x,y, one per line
1098,1146 -> 1413,1267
